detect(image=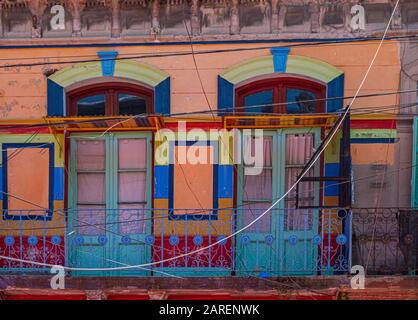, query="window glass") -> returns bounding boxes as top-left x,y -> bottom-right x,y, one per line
76,140 -> 105,170
118,138 -> 147,169
284,133 -> 314,230
118,93 -> 147,115
117,138 -> 148,234
286,89 -> 317,114
242,136 -> 272,232
243,90 -> 274,114
76,94 -> 106,116
76,140 -> 106,235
